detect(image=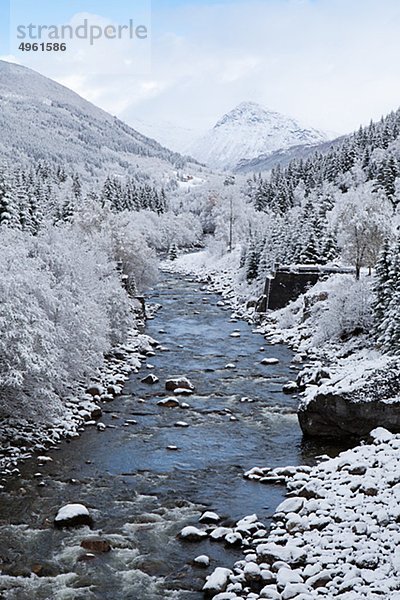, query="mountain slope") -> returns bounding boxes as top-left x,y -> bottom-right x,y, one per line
0,61 -> 188,182
187,101 -> 329,171
235,136 -> 346,174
